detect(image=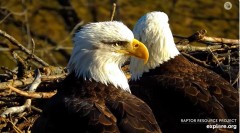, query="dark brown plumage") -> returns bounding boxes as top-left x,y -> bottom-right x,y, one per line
31,21 -> 161,133
129,11 -> 239,133
130,55 -> 239,133
32,73 -> 161,133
